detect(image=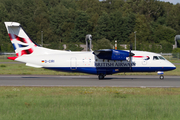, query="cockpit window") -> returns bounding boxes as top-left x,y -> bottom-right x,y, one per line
158,56 -> 165,60
153,56 -> 166,60
153,56 -> 159,60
